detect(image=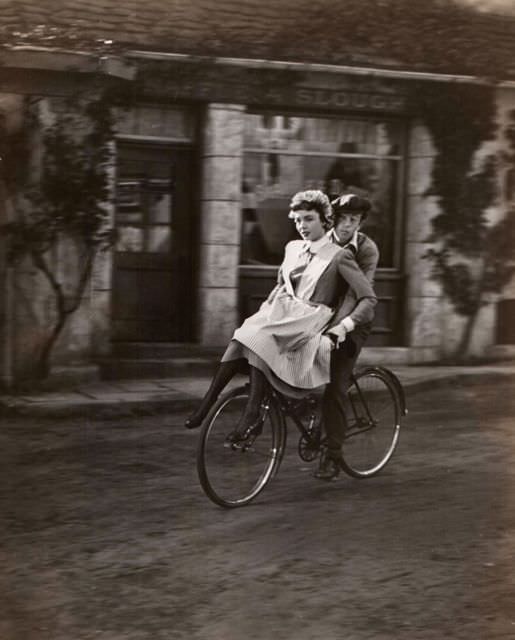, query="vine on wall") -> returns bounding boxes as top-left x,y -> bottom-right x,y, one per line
1,84 -> 127,382
409,81 -> 515,360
